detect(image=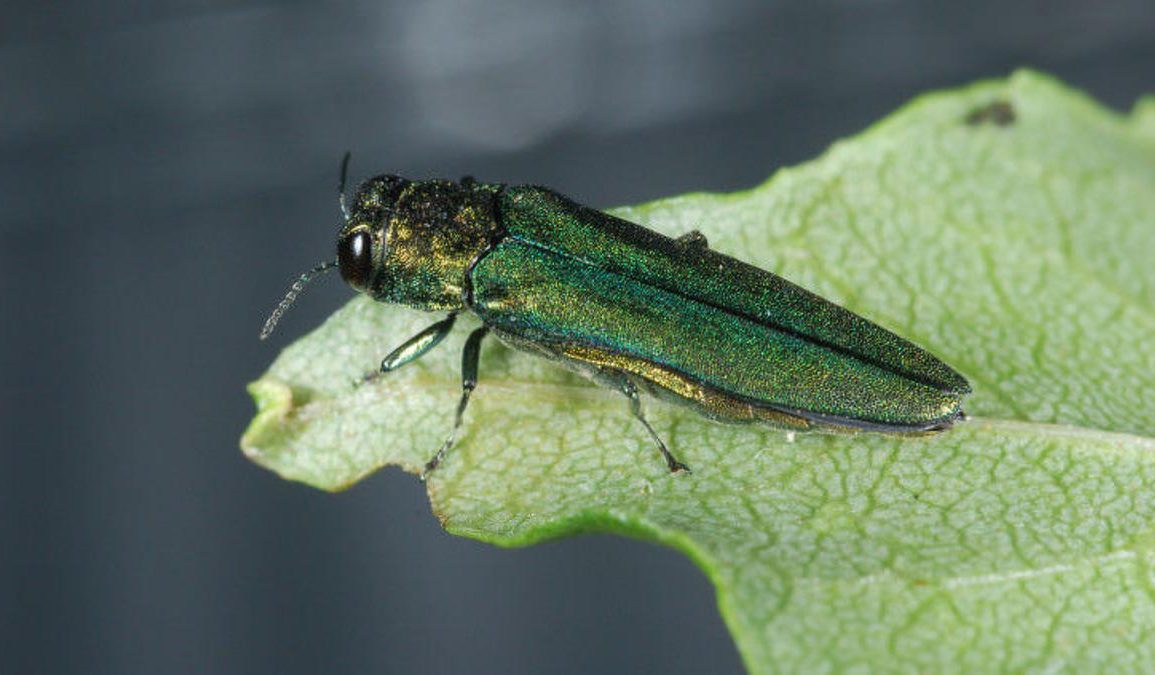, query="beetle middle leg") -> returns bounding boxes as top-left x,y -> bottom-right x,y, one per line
361,313 -> 457,384
621,380 -> 691,474
421,326 -> 489,481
